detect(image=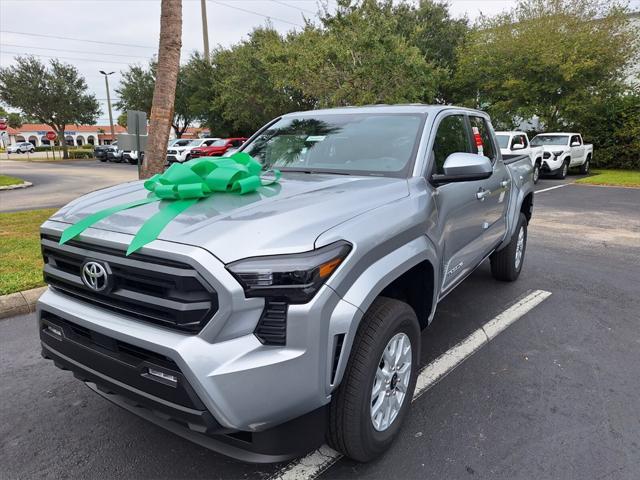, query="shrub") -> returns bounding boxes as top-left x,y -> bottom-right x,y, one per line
67,149 -> 94,159
35,146 -> 64,152
80,144 -> 94,150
